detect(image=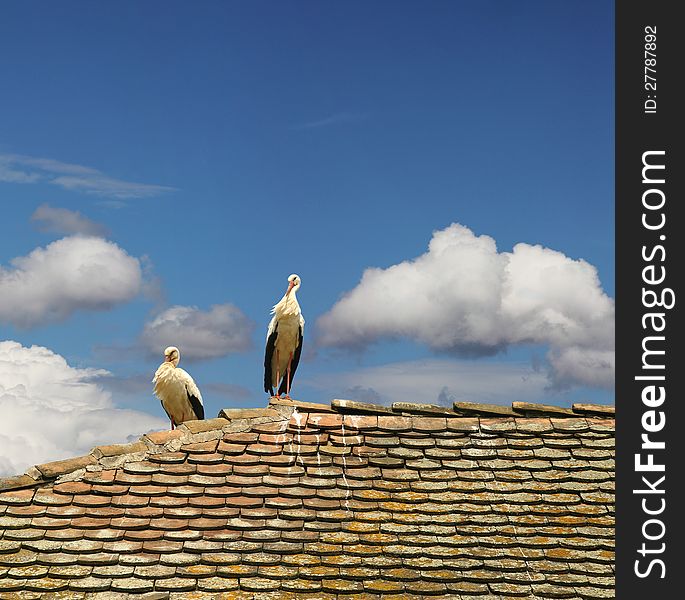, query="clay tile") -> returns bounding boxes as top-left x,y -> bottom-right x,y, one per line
179,440 -> 219,454
246,444 -> 282,456
307,413 -> 343,429
144,430 -> 184,445
259,432 -> 292,445
453,401 -> 517,417
331,399 -> 394,415
216,442 -> 247,457
377,416 -> 414,432
0,475 -> 39,493
513,402 -> 576,417
53,481 -> 92,495
288,411 -> 309,429
218,408 -> 280,421
240,577 -> 281,592
269,397 -> 336,413
392,402 -> 457,417
123,461 -> 158,475
446,418 -> 479,432
551,418 -> 590,433
224,432 -> 259,443
92,441 -> 148,460
343,415 -> 378,430
480,417 -> 517,433
588,419 -> 616,433
572,403 -> 616,417
35,455 -> 96,479
182,417 -> 229,433
411,417 -> 447,433
251,421 -> 289,434
515,418 -> 554,434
